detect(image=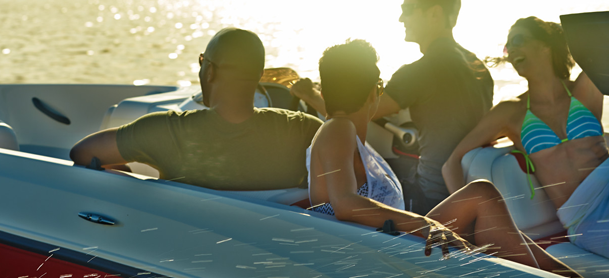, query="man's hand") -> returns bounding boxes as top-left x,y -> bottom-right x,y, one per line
422,219 -> 475,259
